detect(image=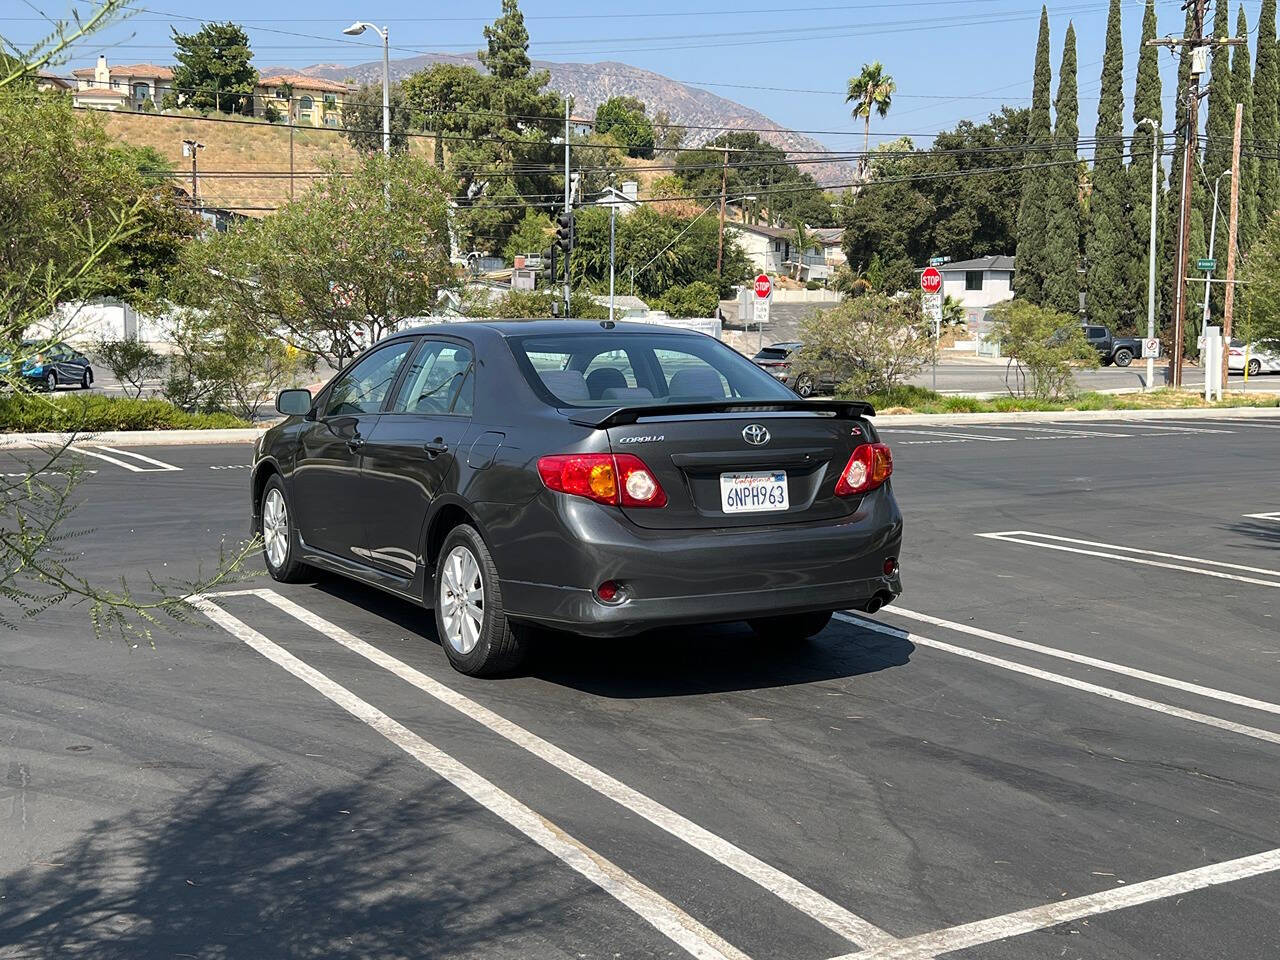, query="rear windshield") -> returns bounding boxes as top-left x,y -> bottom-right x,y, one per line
510,332 -> 797,407
754,347 -> 791,361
